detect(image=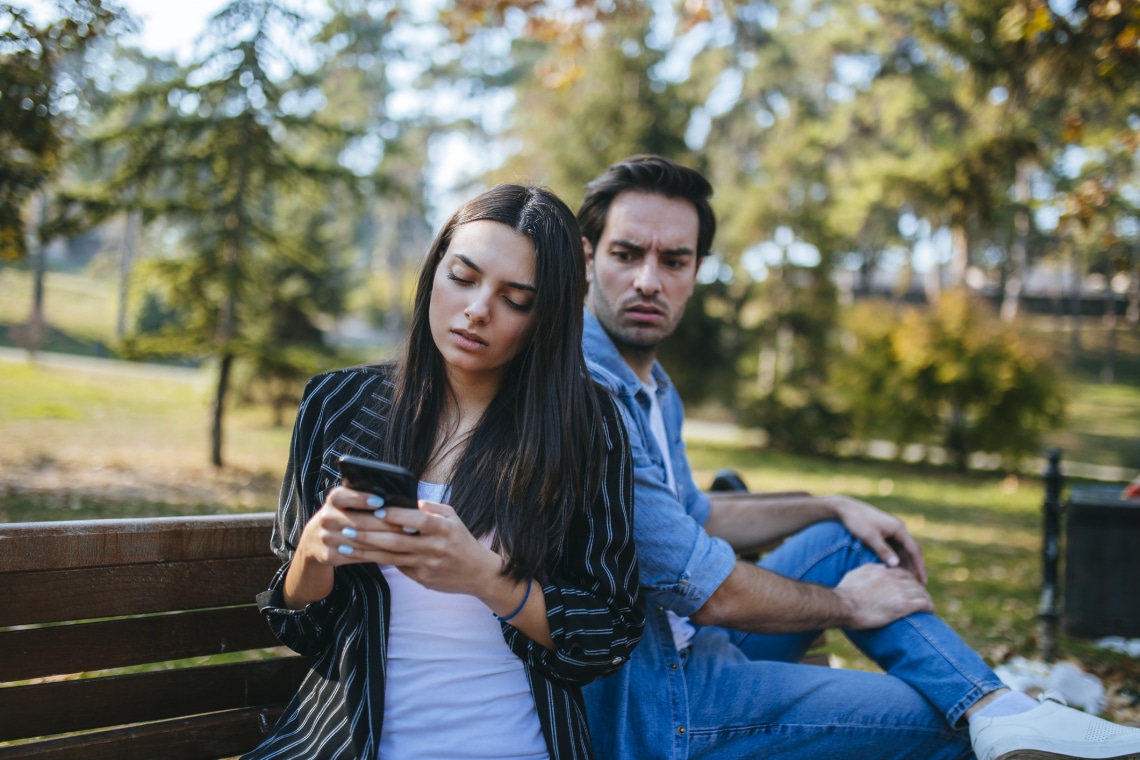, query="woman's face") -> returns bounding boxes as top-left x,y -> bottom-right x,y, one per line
429,219 -> 538,387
